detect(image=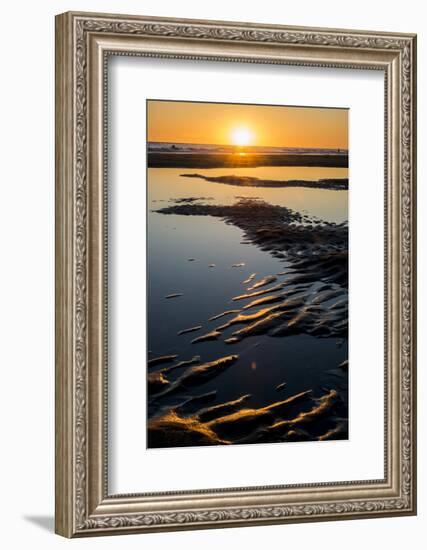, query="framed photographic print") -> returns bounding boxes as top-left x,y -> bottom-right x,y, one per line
55,11 -> 417,537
